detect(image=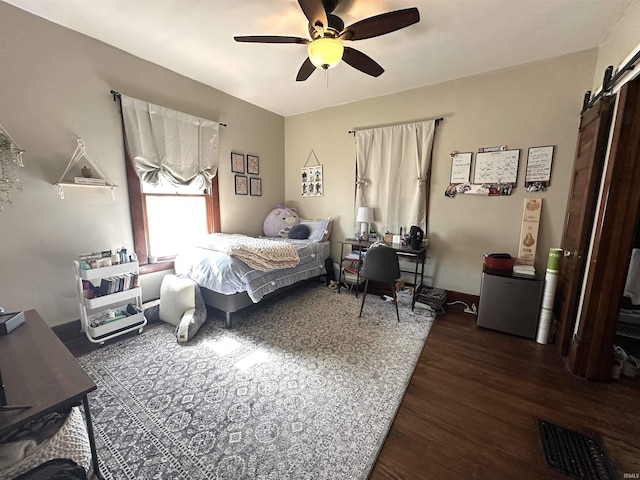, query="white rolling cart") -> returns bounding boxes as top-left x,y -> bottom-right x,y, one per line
73,260 -> 146,344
